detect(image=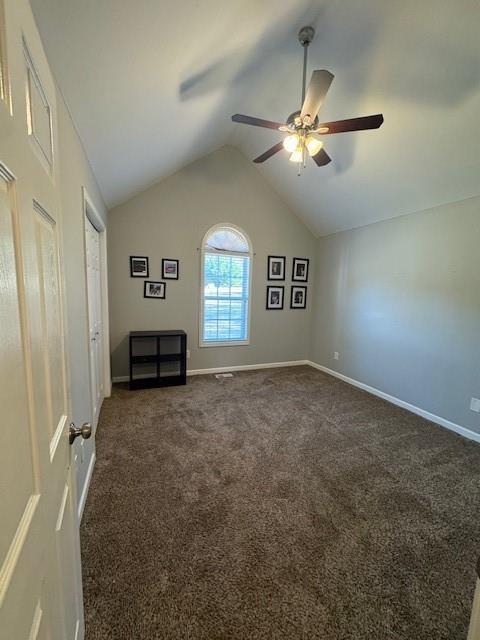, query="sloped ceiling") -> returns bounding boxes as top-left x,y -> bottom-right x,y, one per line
30,0 -> 480,236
